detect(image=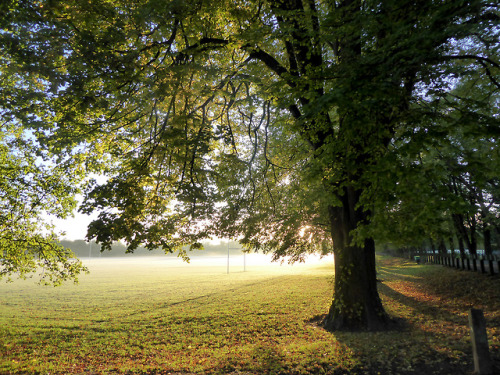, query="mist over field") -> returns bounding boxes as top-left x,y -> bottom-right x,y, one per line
1,1 -> 498,371
79,252 -> 334,276
0,253 -> 337,373
2,255 -> 499,374
61,239 -> 251,258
